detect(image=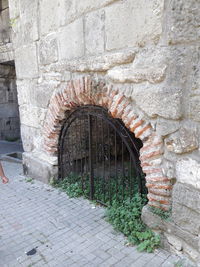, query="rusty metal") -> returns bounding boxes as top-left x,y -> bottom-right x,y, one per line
58,105 -> 146,205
